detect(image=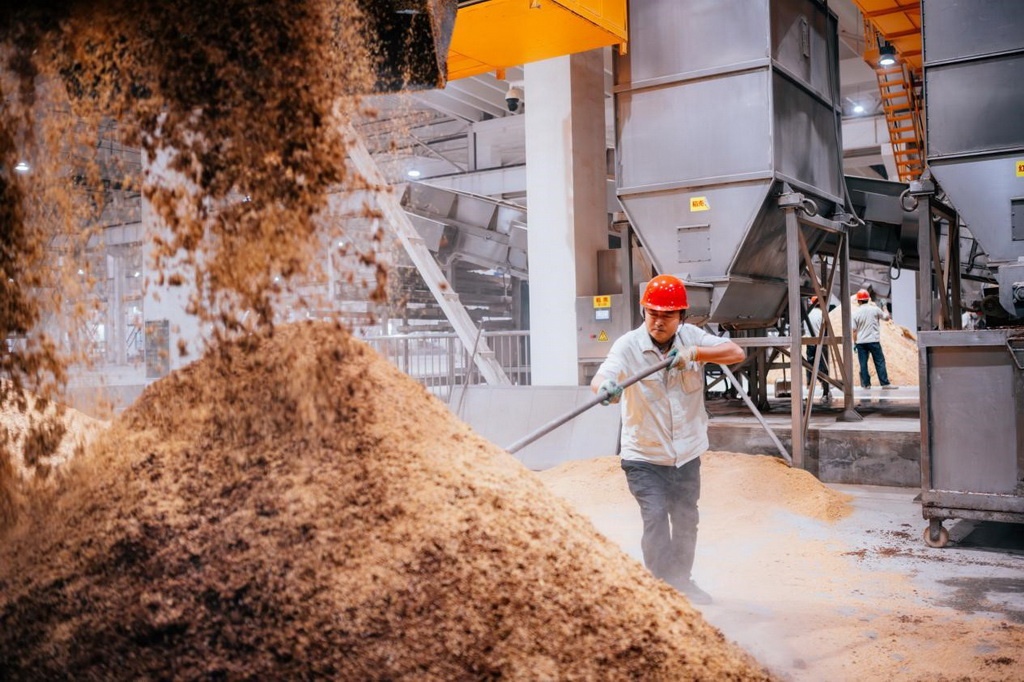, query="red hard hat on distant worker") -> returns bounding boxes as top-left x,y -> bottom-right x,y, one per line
641,275 -> 689,311
810,296 -> 818,306
856,289 -> 870,302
